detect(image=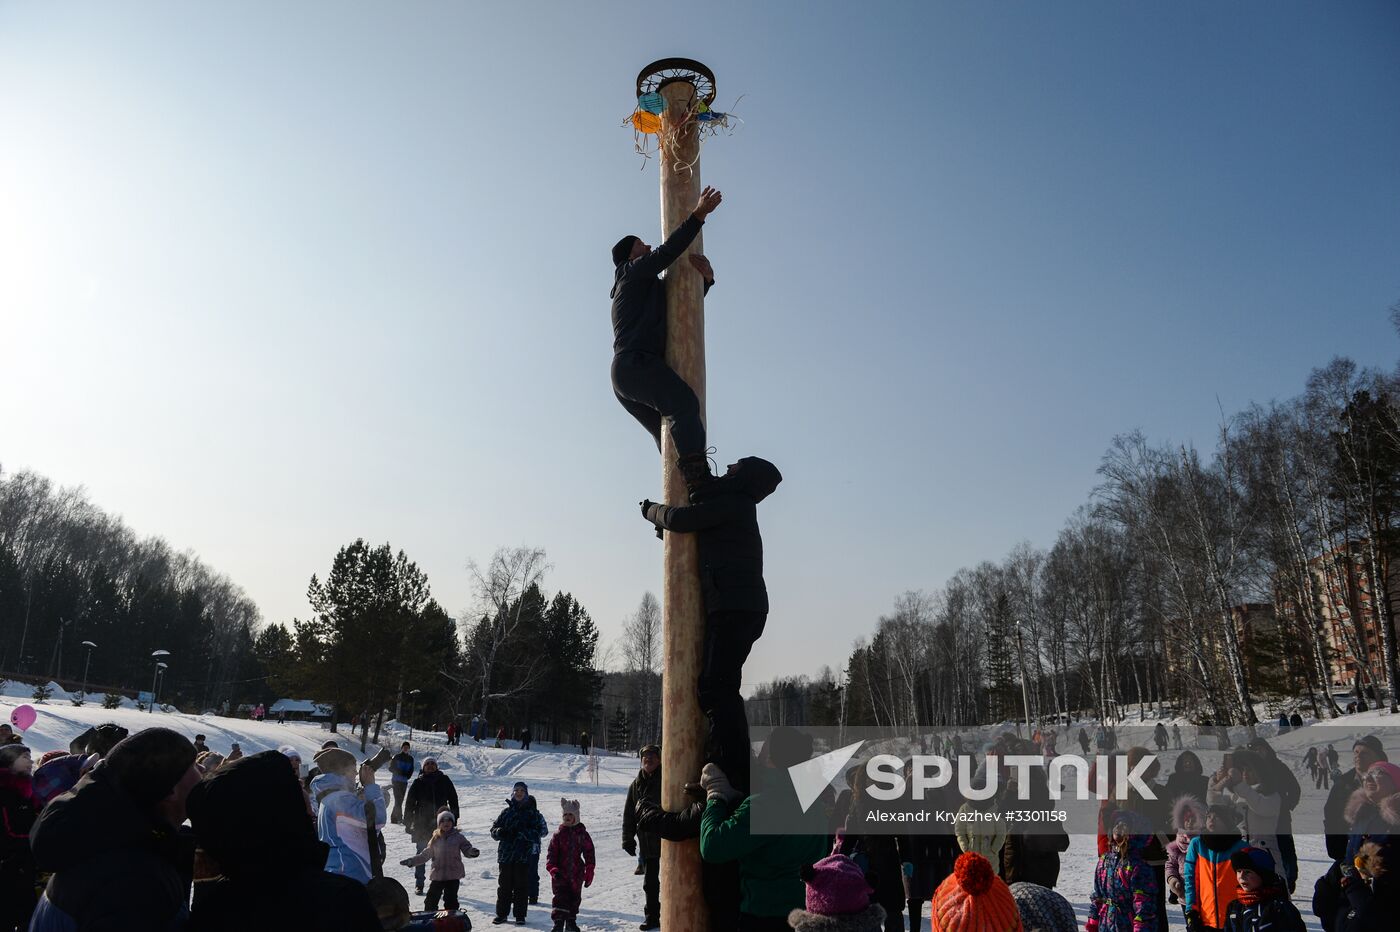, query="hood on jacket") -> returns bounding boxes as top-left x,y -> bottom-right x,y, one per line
311,770 -> 356,801
30,766 -> 165,873
697,457 -> 782,504
1172,795 -> 1206,833
1345,787 -> 1400,829
32,753 -> 85,809
187,750 -> 323,878
506,793 -> 539,811
1174,751 -> 1203,777
787,904 -> 886,932
1107,809 -> 1153,853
